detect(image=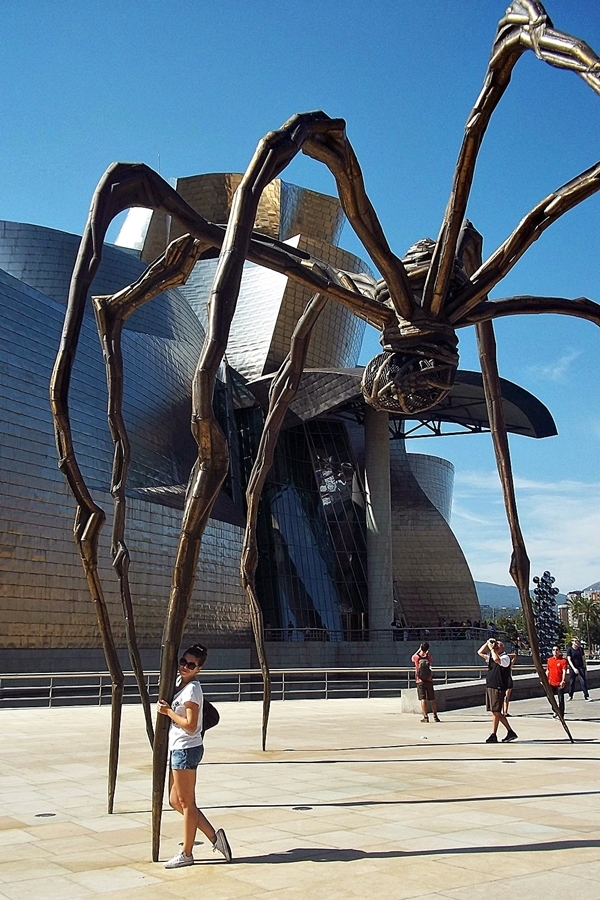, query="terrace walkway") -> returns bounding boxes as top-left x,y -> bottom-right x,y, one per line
1,691 -> 599,899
